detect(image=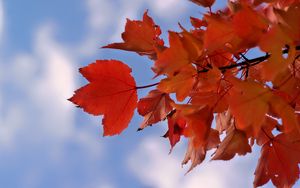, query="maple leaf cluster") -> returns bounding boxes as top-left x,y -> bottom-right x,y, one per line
69,0 -> 300,187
